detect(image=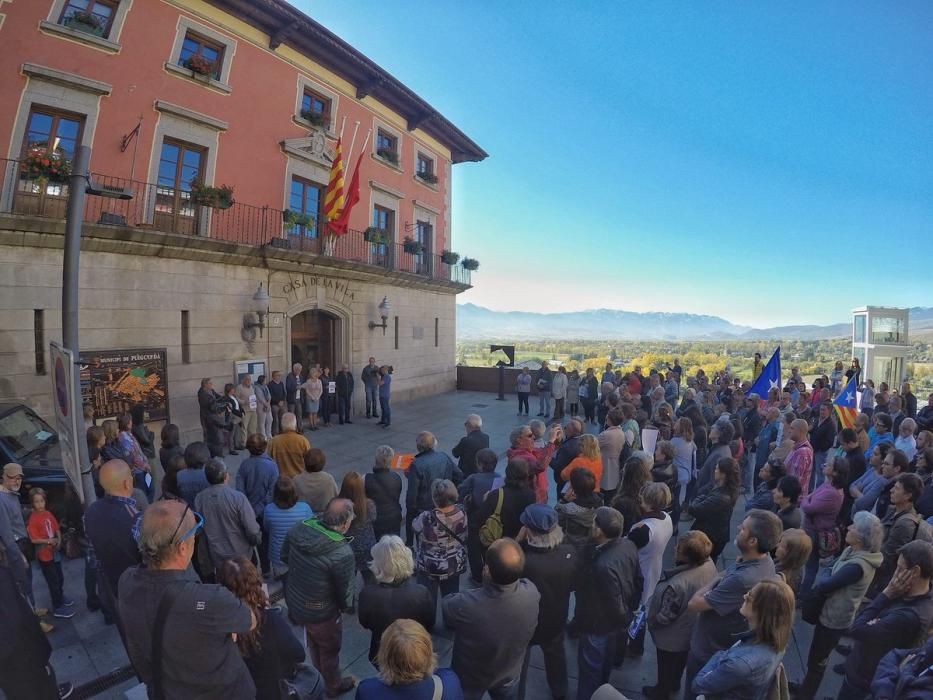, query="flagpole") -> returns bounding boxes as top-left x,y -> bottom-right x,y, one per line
338,116 -> 347,141
345,120 -> 361,167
